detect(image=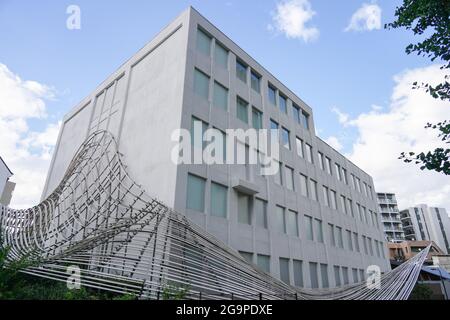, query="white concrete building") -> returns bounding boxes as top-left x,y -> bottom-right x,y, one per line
377,193 -> 405,243
42,7 -> 389,288
400,205 -> 450,254
0,156 -> 15,206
